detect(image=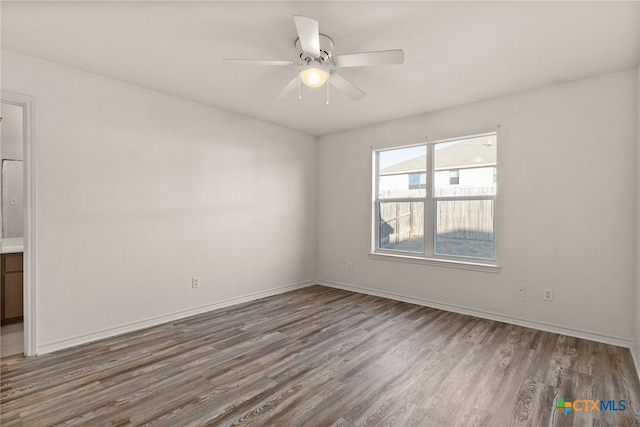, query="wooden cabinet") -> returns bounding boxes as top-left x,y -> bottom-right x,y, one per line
1,252 -> 23,323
